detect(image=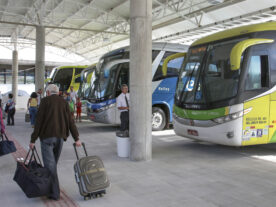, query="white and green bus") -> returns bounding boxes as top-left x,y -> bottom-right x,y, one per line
173,22 -> 276,146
